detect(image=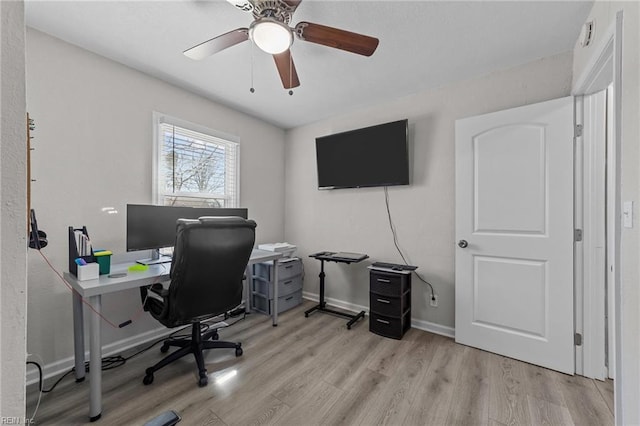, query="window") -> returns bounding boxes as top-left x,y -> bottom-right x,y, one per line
154,114 -> 239,208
